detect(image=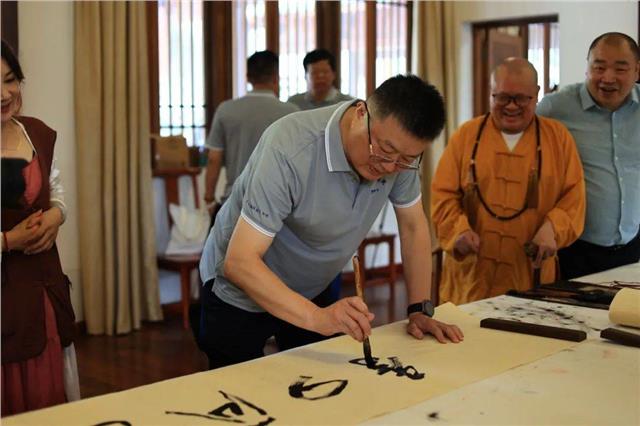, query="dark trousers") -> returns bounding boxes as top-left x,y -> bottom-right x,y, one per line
188,201 -> 224,347
559,230 -> 640,280
199,279 -> 335,370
